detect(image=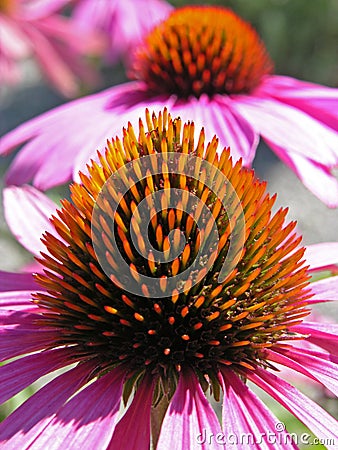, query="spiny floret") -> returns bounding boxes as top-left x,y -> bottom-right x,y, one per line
131,6 -> 273,97
34,108 -> 311,395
